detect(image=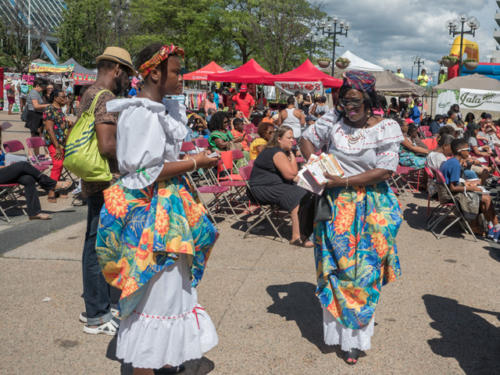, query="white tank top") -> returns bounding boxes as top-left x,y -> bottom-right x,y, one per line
282,108 -> 301,138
